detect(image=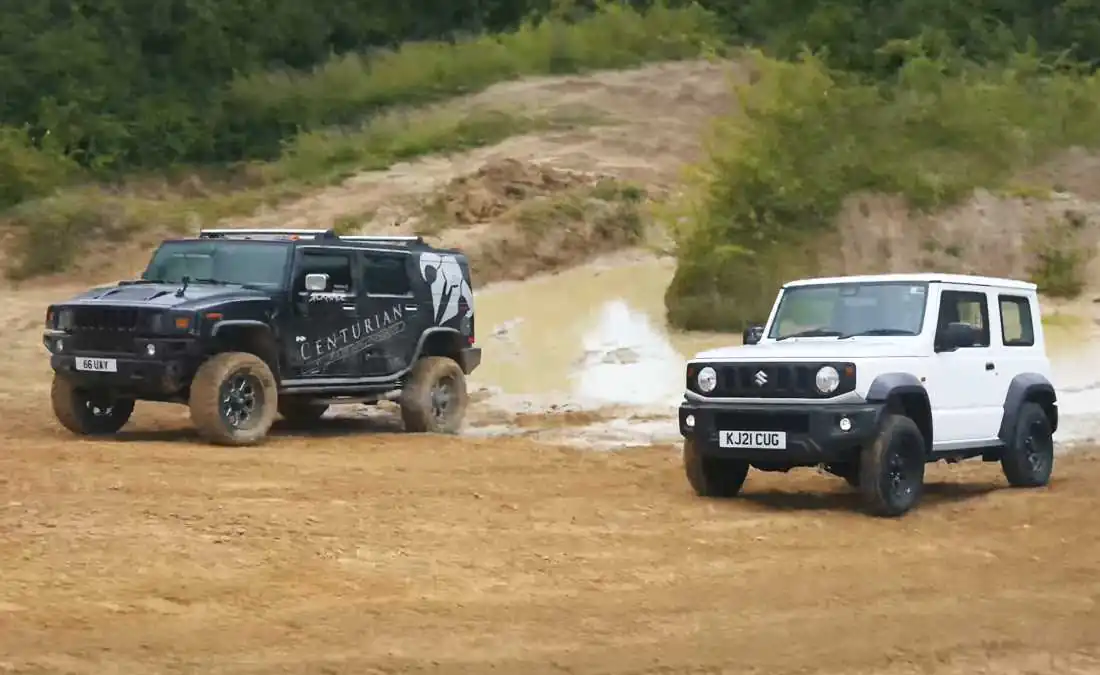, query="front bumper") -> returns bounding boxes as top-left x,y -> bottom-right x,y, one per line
45,331 -> 199,396
679,398 -> 885,465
